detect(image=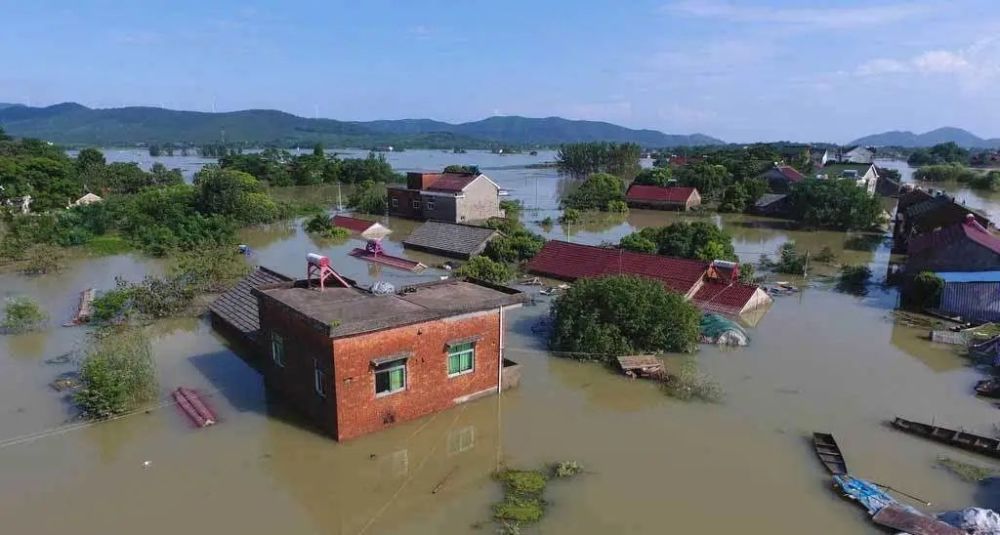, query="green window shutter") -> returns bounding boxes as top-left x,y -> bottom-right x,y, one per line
448,353 -> 461,374
460,351 -> 473,371
389,368 -> 405,391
